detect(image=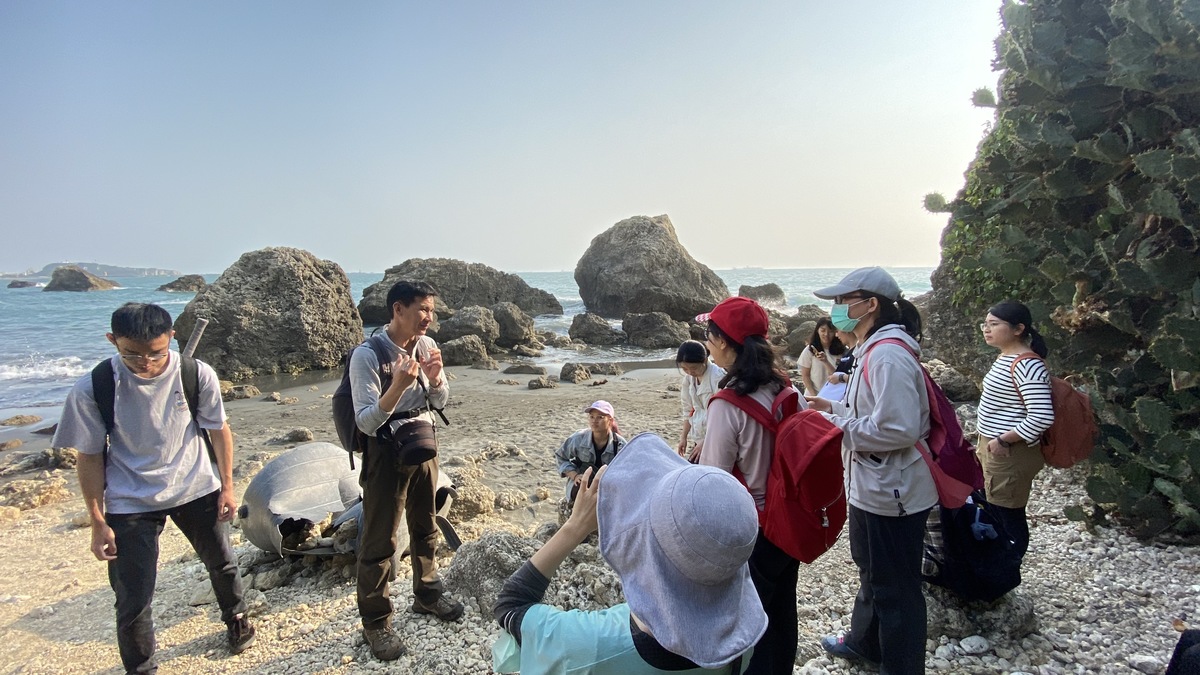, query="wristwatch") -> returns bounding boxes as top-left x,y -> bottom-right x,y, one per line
996,437 -> 1012,448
